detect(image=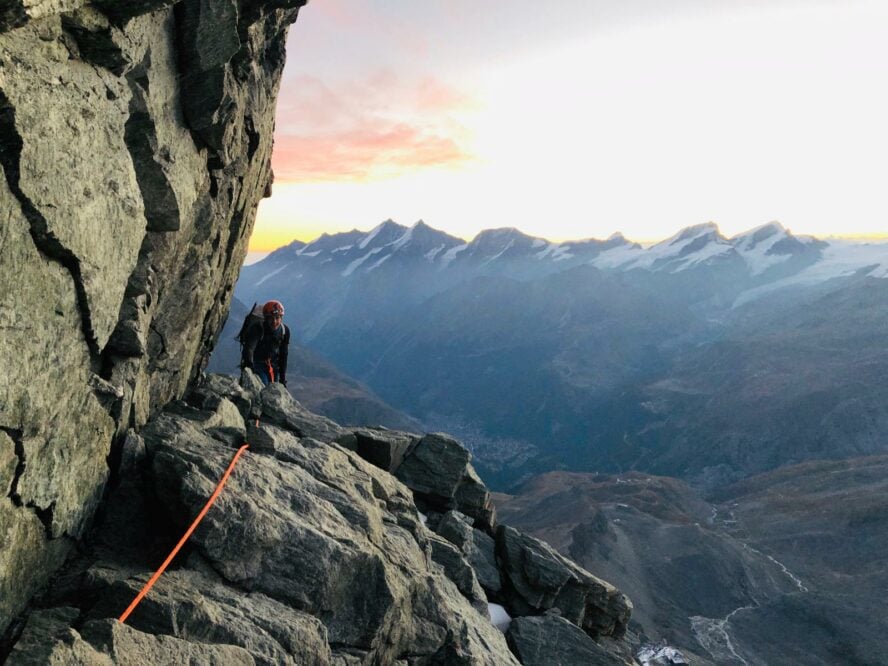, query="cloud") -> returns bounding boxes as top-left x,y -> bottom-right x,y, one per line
271,73 -> 476,182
